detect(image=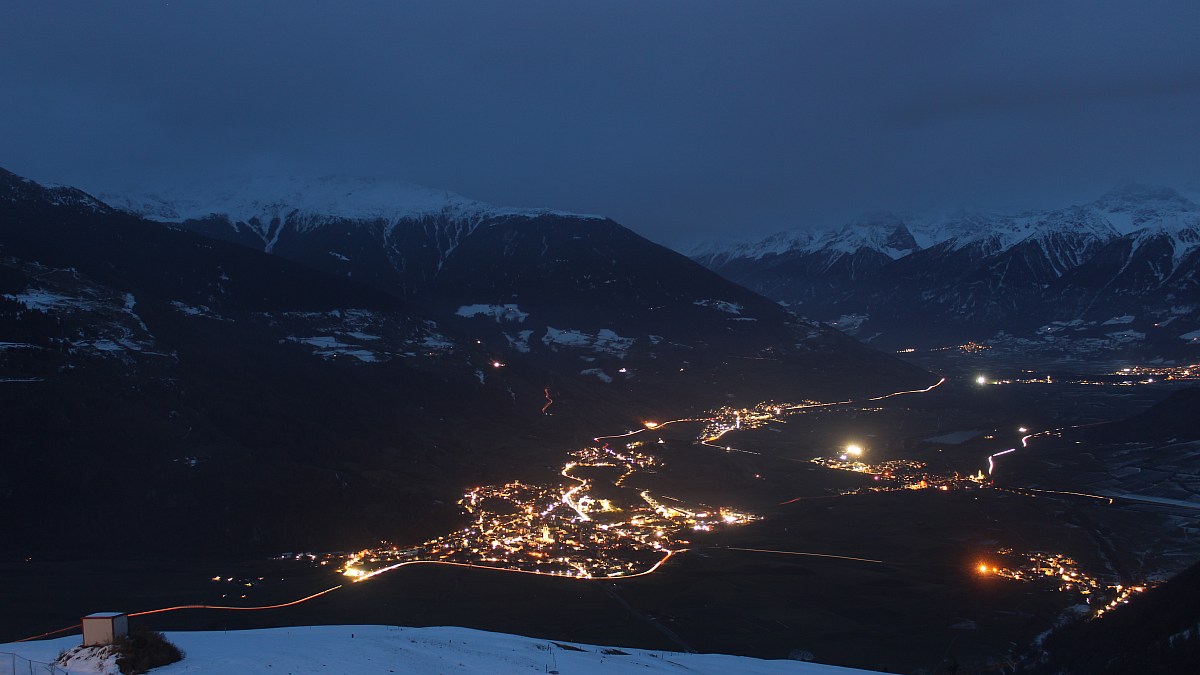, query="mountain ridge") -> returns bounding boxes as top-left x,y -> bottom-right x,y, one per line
689,185 -> 1200,354
96,174 -> 603,253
